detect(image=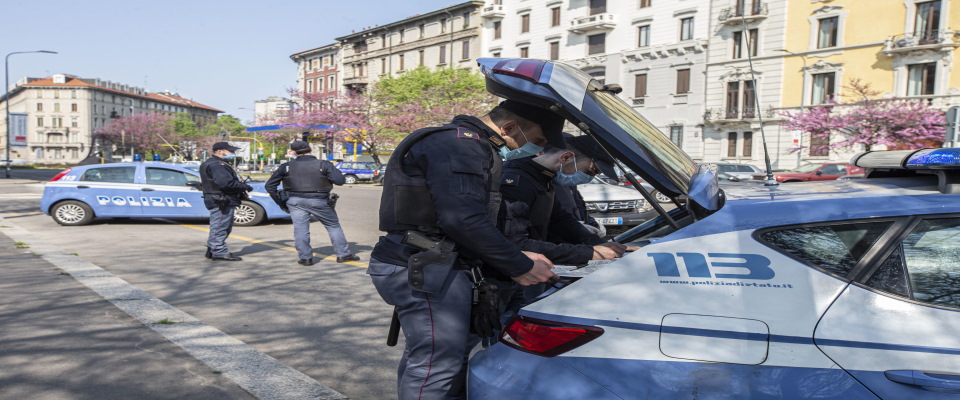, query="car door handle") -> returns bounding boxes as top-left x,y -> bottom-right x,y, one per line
141,188 -> 155,191
885,370 -> 960,390
77,185 -> 89,189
